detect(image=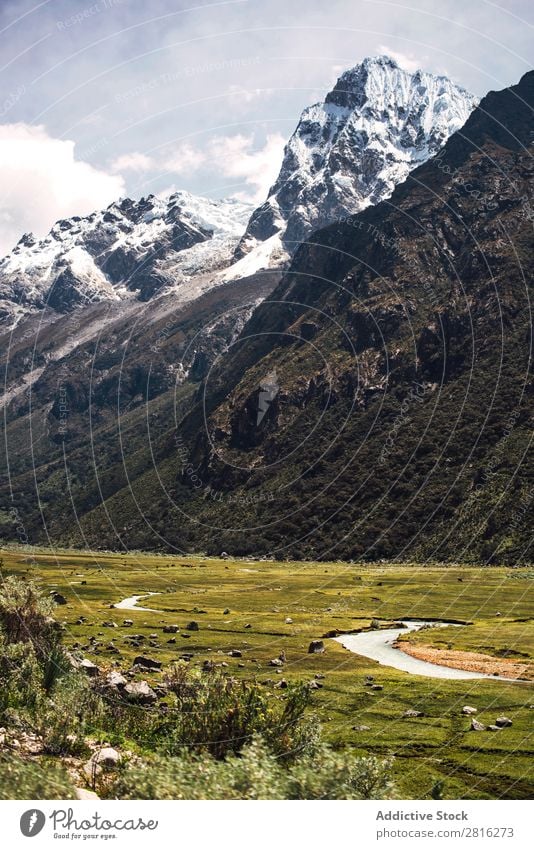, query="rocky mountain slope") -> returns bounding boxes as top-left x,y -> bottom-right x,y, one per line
65,70 -> 534,563
236,55 -> 477,261
0,192 -> 252,326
